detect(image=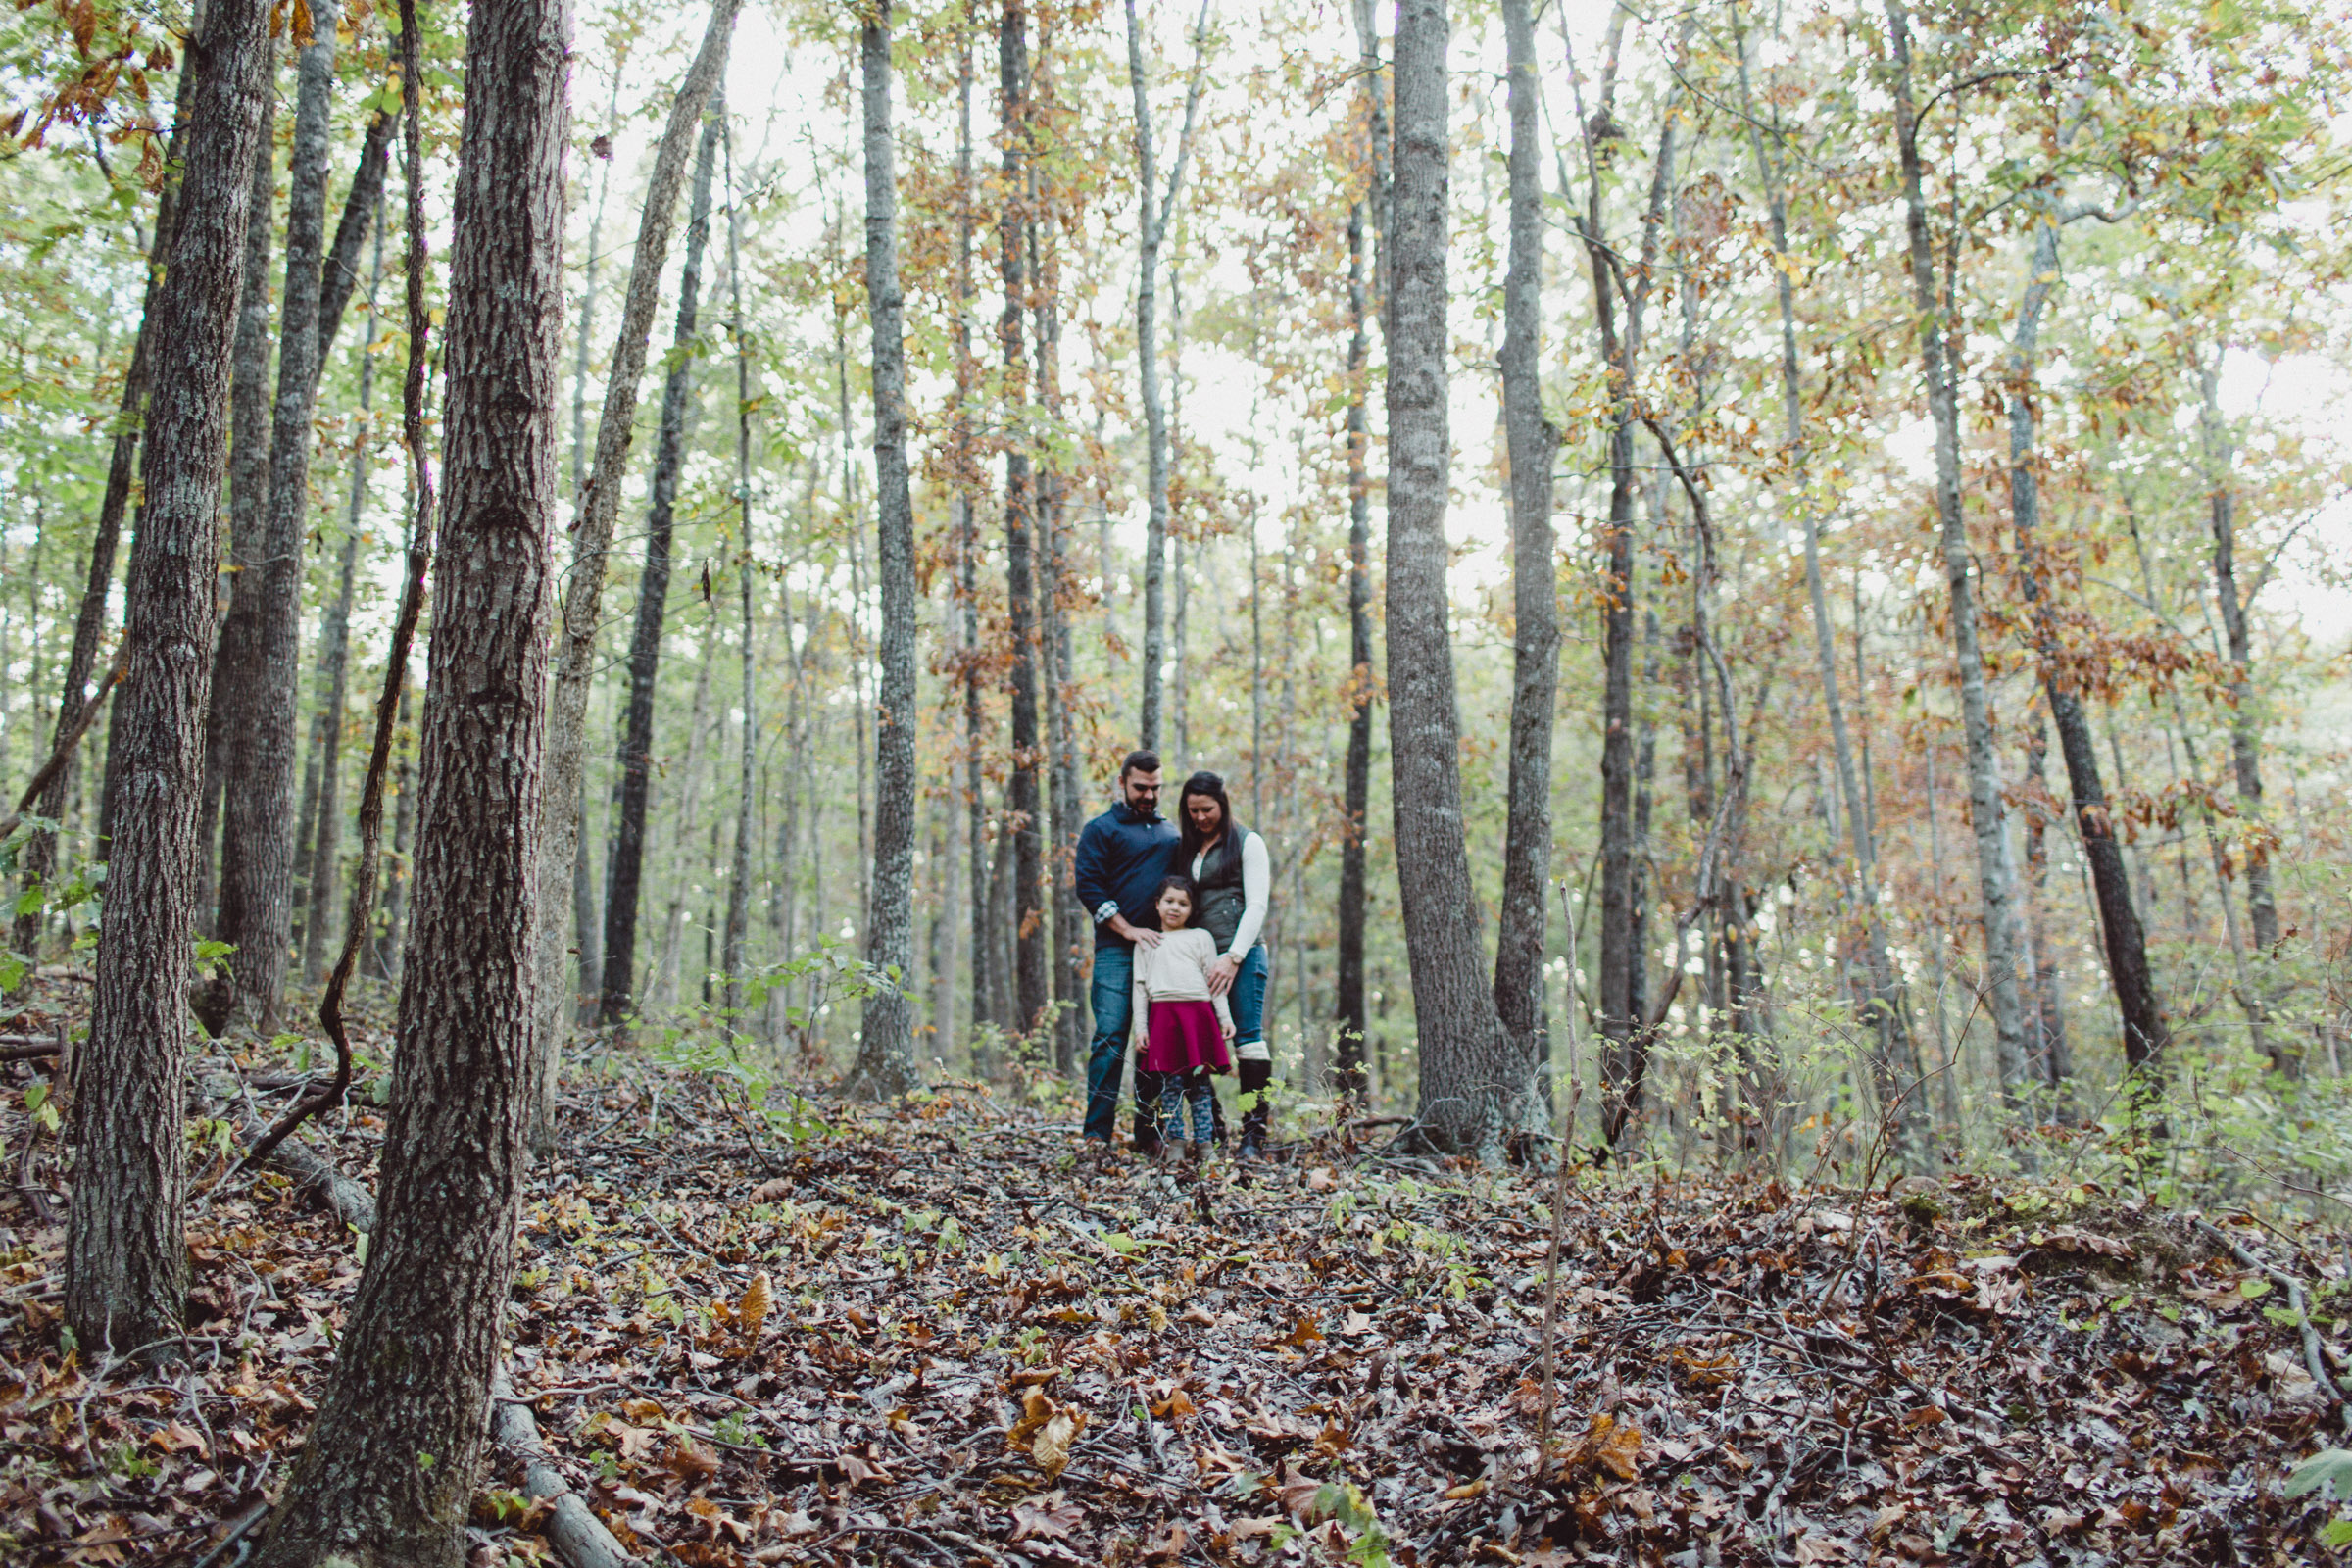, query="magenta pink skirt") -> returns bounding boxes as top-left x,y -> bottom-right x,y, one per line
1142,999 -> 1231,1075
